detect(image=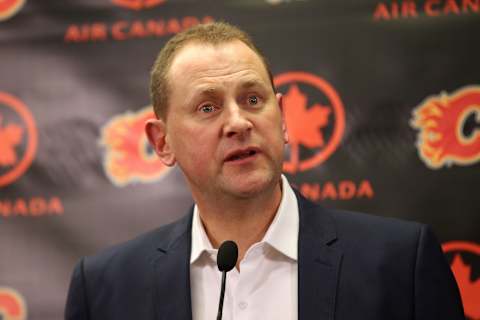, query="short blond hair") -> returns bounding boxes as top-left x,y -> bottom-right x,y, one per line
150,22 -> 274,119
